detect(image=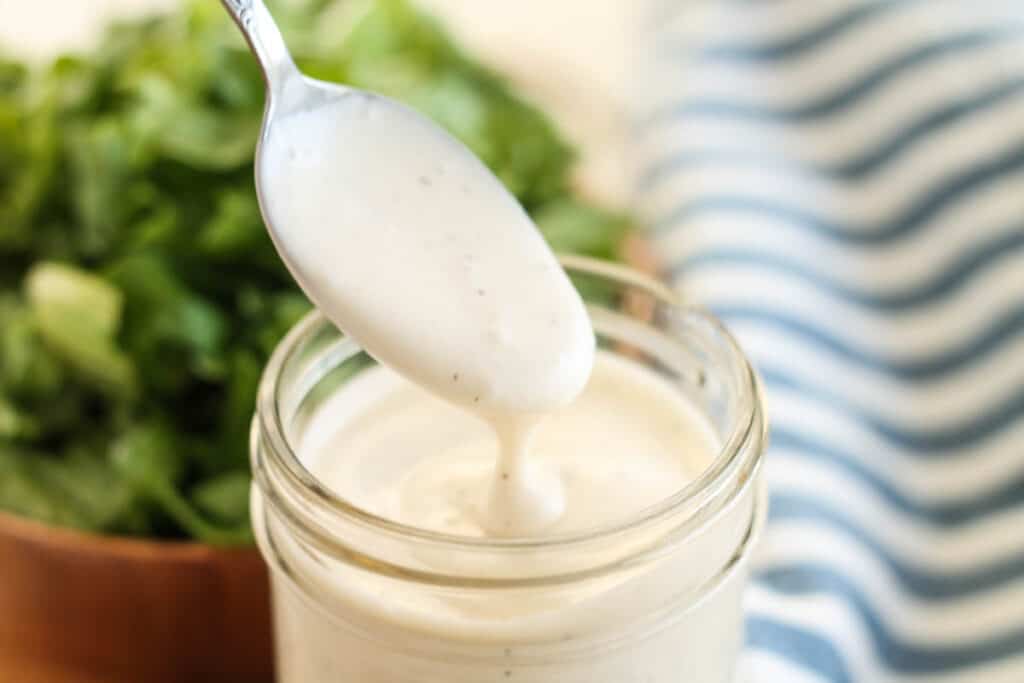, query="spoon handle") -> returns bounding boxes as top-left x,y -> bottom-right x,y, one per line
220,0 -> 297,91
